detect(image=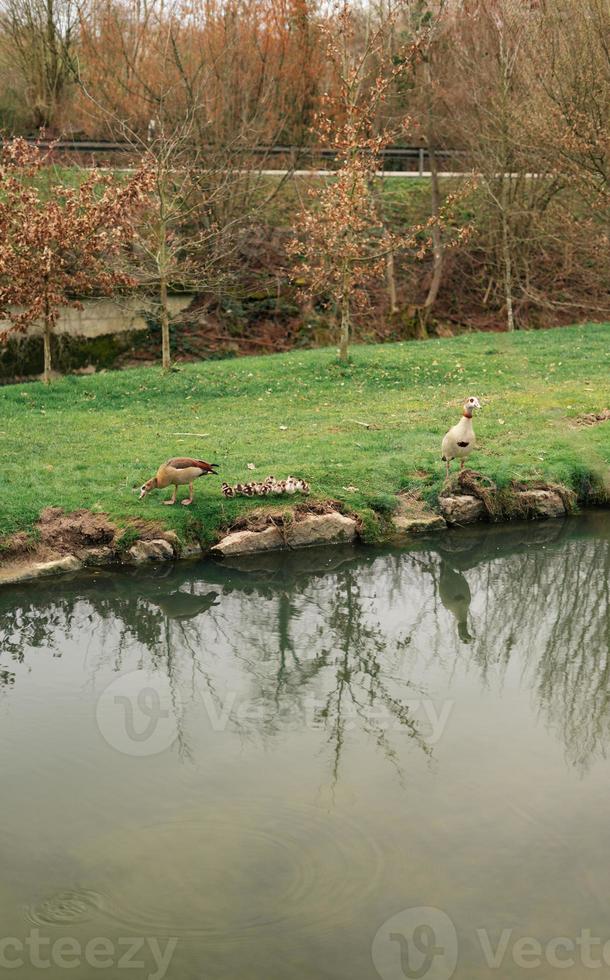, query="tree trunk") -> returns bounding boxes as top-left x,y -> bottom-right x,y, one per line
338,271 -> 350,363
498,36 -> 516,333
386,249 -> 398,314
43,293 -> 52,384
500,187 -> 515,332
43,321 -> 52,384
421,57 -> 443,329
423,144 -> 444,315
160,274 -> 171,370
